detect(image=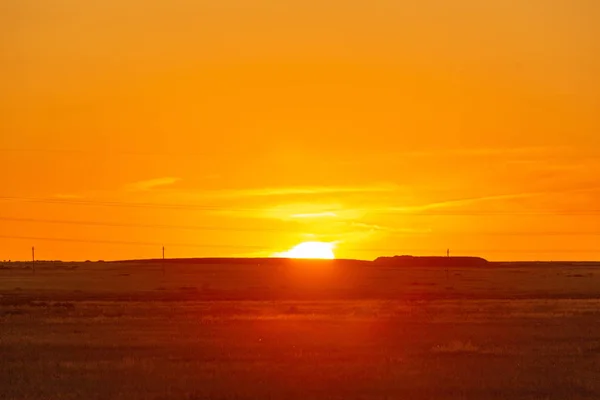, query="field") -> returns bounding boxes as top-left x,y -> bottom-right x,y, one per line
1,260 -> 600,399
